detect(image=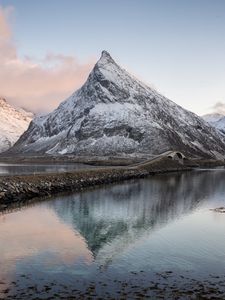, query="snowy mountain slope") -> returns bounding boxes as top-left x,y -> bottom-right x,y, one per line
0,98 -> 33,153
202,113 -> 224,124
203,113 -> 225,134
213,117 -> 225,134
8,51 -> 225,158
